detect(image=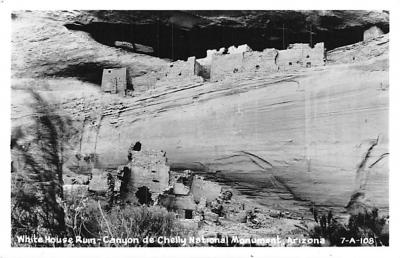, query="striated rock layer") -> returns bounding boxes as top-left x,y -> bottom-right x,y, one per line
74,45 -> 388,212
